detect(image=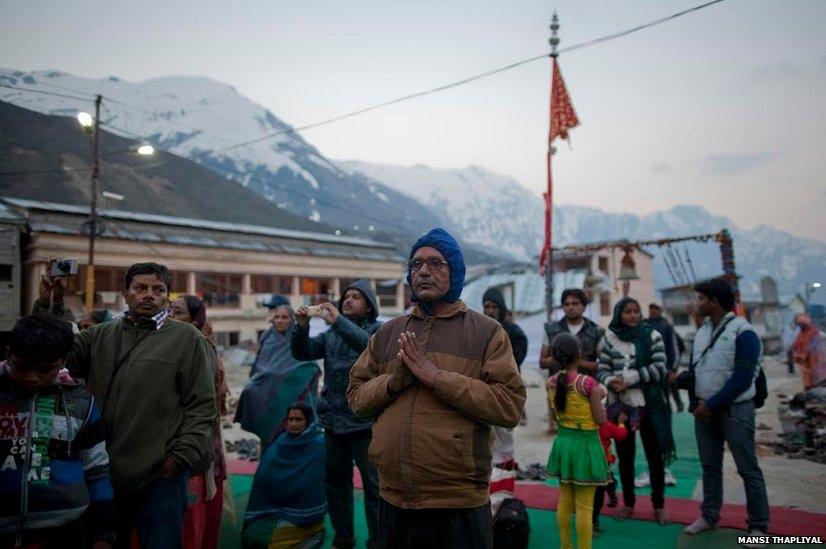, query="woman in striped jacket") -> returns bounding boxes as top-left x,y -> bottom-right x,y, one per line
597,297 -> 675,526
